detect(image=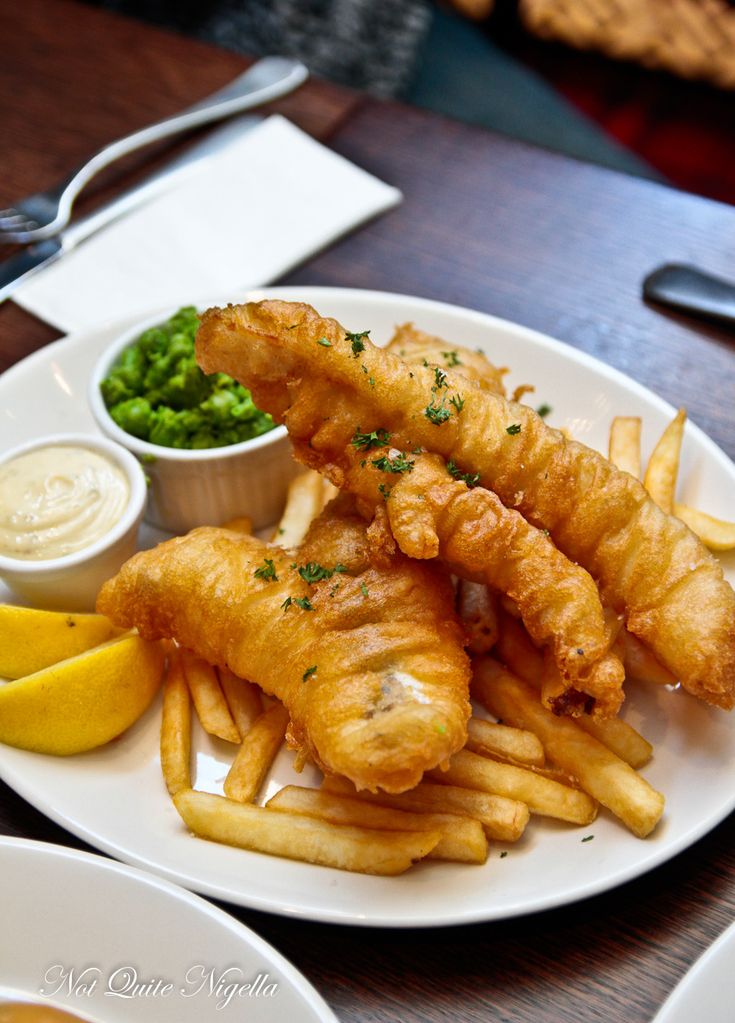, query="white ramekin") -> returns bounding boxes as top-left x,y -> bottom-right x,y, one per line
0,433 -> 147,611
87,310 -> 299,533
